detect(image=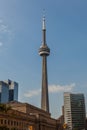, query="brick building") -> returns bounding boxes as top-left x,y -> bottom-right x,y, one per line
0,101 -> 59,130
